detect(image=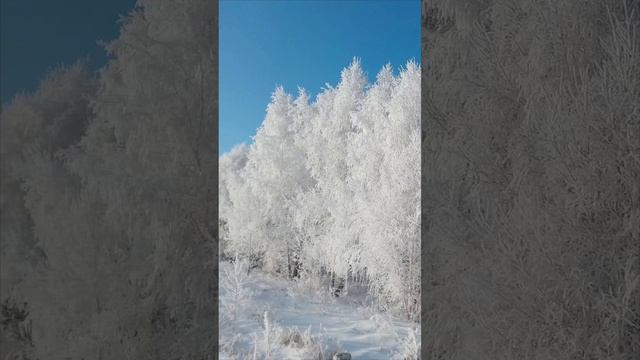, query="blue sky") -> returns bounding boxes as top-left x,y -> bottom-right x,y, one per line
1,0 -> 135,105
220,0 -> 420,154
